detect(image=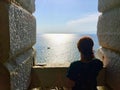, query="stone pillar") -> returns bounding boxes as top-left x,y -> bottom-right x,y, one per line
0,0 -> 36,90
97,0 -> 120,90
